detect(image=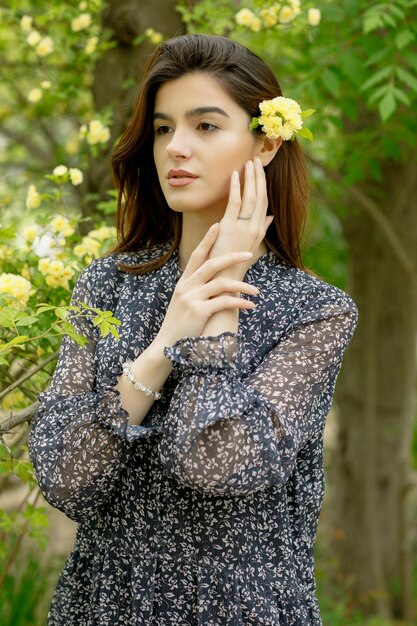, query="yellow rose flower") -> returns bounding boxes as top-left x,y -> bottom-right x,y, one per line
86,119 -> 110,145
36,36 -> 54,57
69,167 -> 83,186
27,30 -> 41,46
22,224 -> 41,244
251,96 -> 307,141
53,164 -> 68,177
74,244 -> 87,258
235,8 -> 256,27
308,8 -> 321,26
27,88 -> 43,103
0,273 -> 32,309
279,6 -> 296,23
50,215 -> 75,237
26,184 -> 41,209
41,80 -> 51,89
88,226 -> 117,241
71,13 -> 92,32
249,16 -> 261,32
85,36 -> 98,54
38,258 -> 52,273
20,15 -> 33,33
260,7 -> 279,28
